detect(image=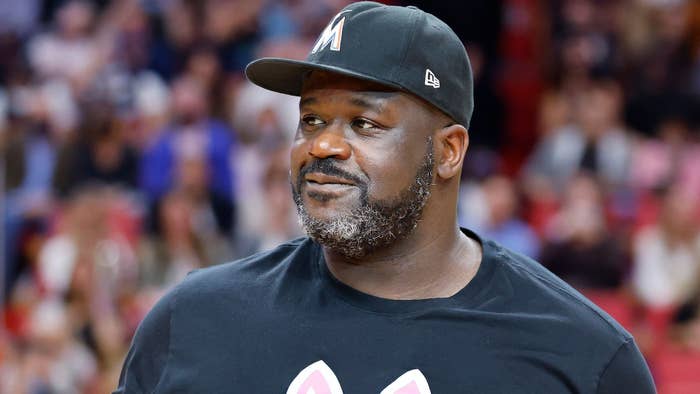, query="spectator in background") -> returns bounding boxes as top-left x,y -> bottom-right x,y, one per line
27,0 -> 102,93
89,0 -> 171,146
521,91 -> 573,235
148,0 -> 197,81
550,0 -> 619,94
672,291 -> 700,351
622,1 -> 700,139
140,152 -> 235,285
176,153 -> 233,236
632,184 -> 700,309
540,174 -> 627,290
53,102 -> 139,198
258,0 -> 348,40
140,76 -> 237,237
36,187 -> 137,391
146,0 -> 267,79
37,188 -> 137,300
460,45 -> 505,180
228,38 -> 306,252
2,81 -> 74,297
101,0 -> 152,74
139,186 -> 233,290
524,78 -> 631,193
201,0 -> 264,73
0,0 -> 41,38
629,114 -> 700,199
185,45 -> 228,119
623,0 -> 698,98
138,191 -> 208,289
229,36 -> 308,143
254,146 -> 302,251
0,300 -> 97,394
460,175 -> 539,258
